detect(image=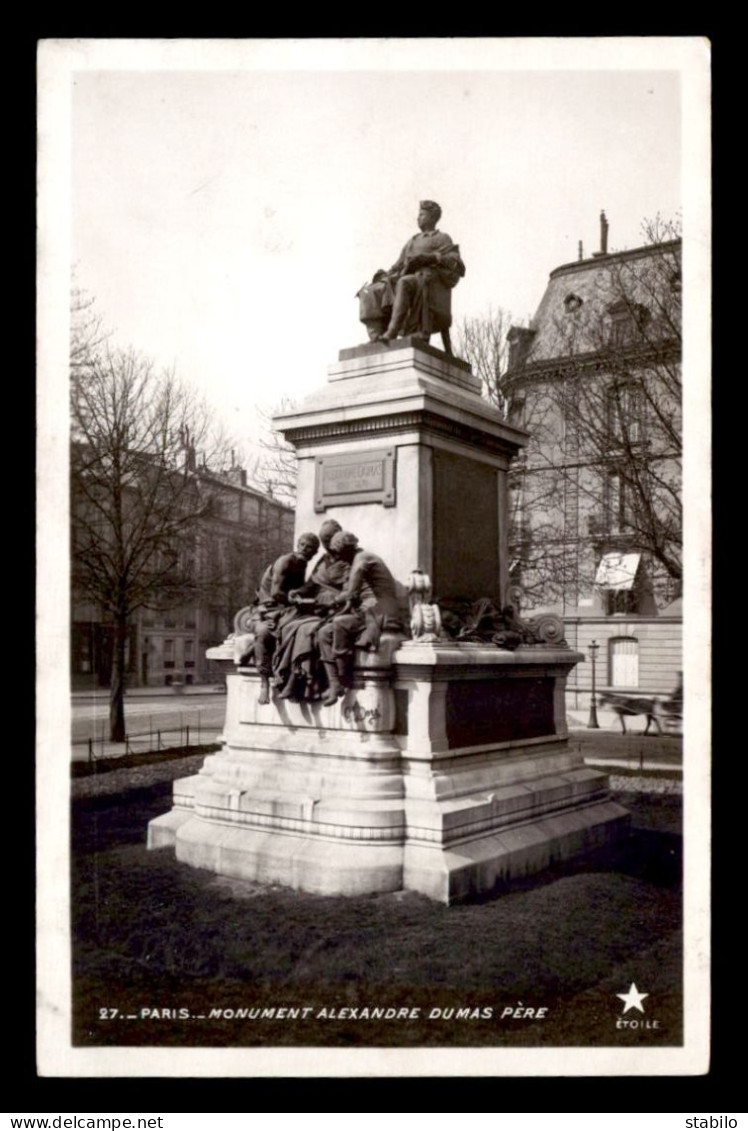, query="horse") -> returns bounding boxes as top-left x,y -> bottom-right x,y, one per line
597,691 -> 664,735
